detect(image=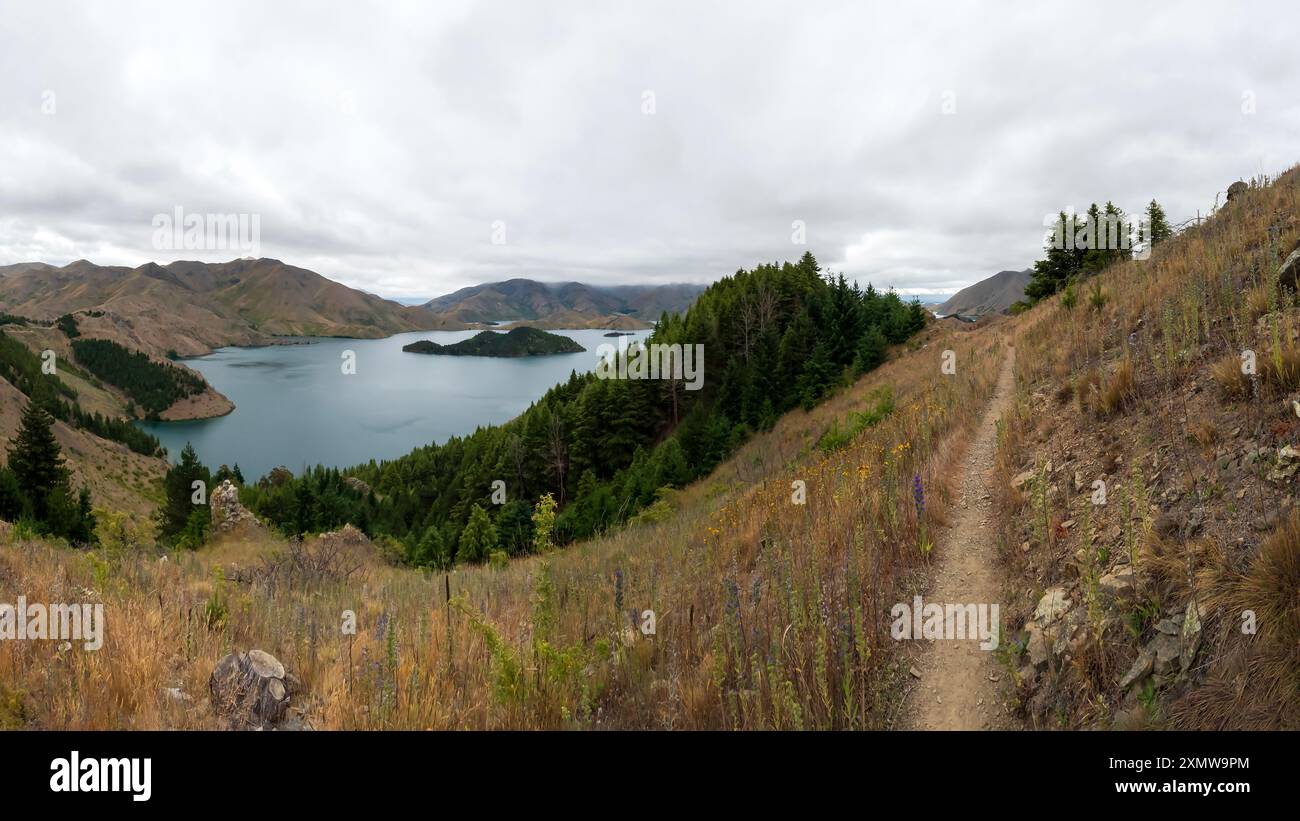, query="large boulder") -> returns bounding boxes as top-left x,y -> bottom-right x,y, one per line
1119,645 -> 1155,690
1024,621 -> 1049,668
317,523 -> 370,550
1280,239 -> 1300,290
1151,633 -> 1181,676
210,480 -> 259,534
1226,180 -> 1248,201
342,476 -> 371,496
209,649 -> 292,727
1033,588 -> 1071,625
